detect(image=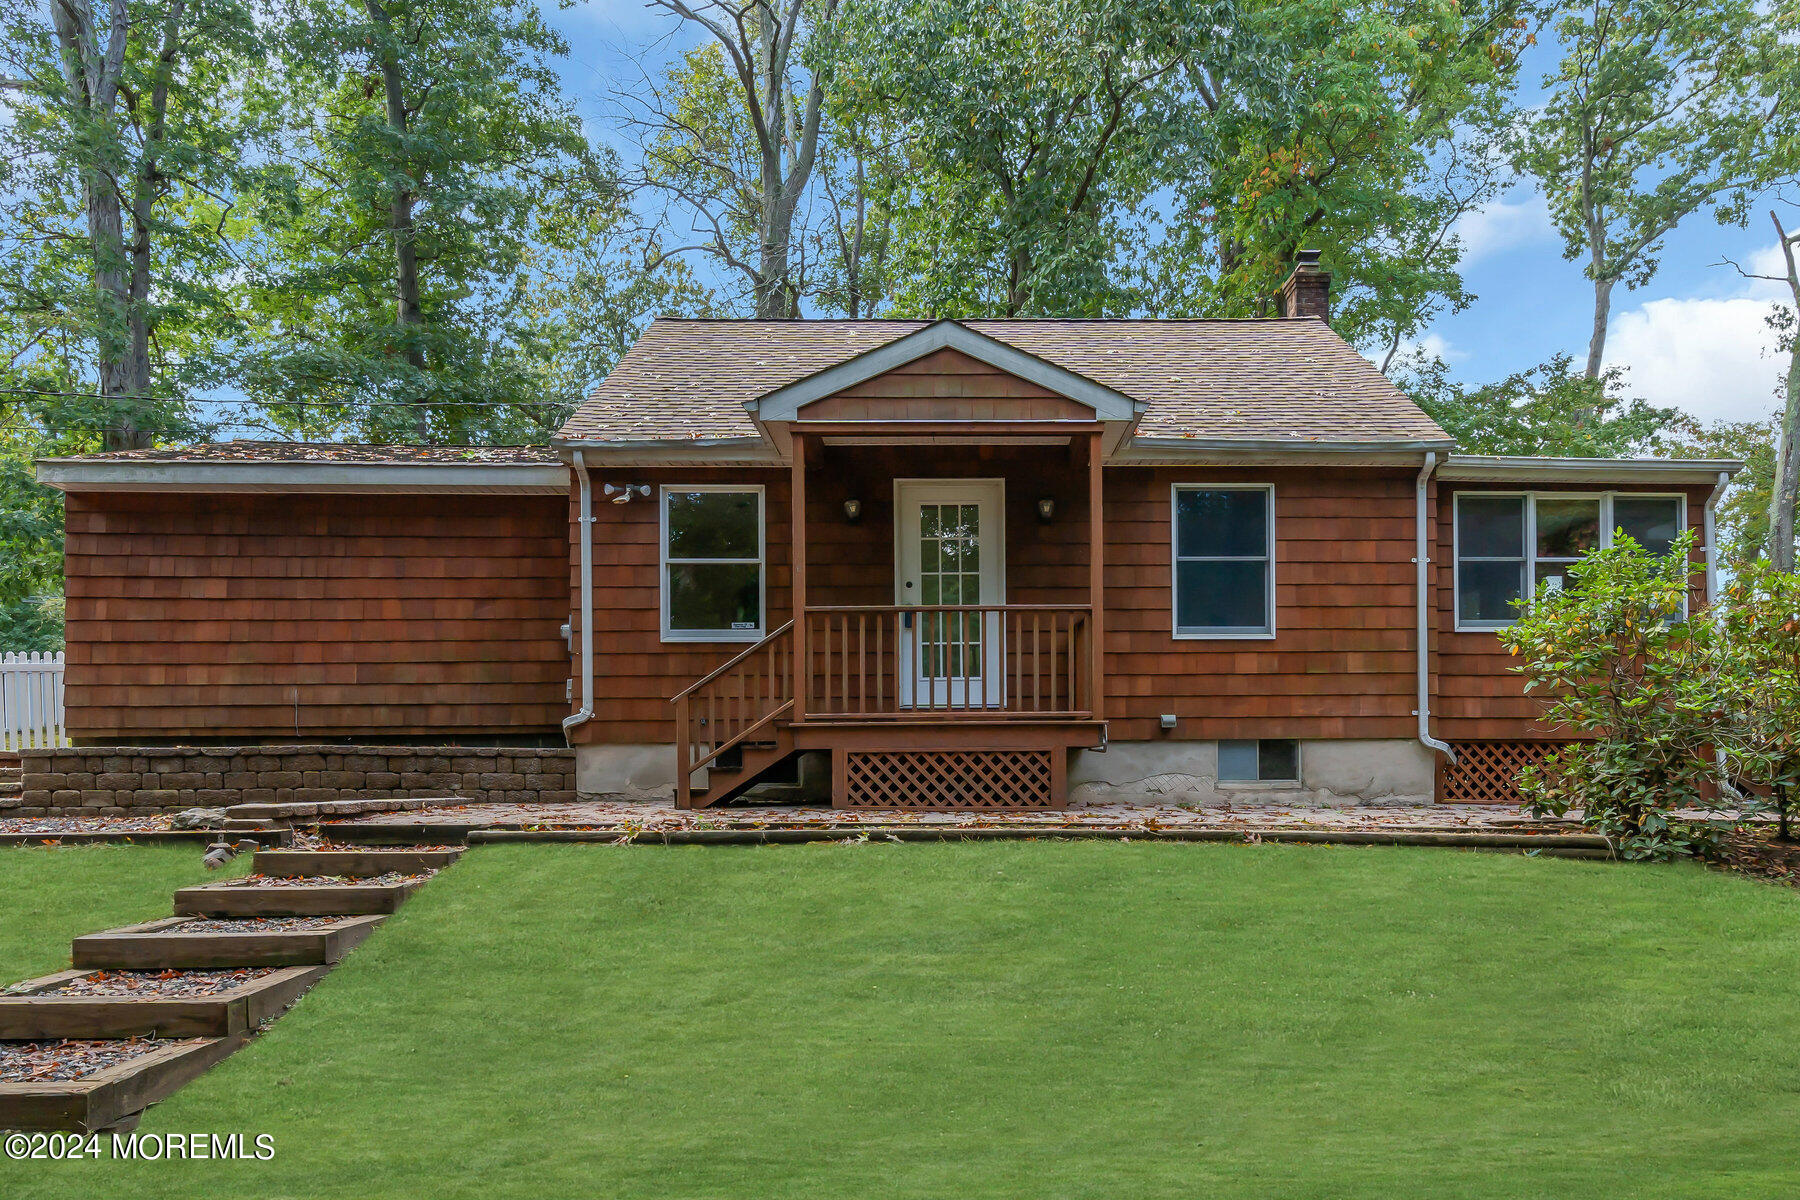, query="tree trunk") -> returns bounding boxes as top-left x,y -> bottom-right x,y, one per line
1585,272 -> 1614,381
1767,213 -> 1800,572
365,0 -> 429,438
49,0 -> 148,450
1007,244 -> 1032,317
